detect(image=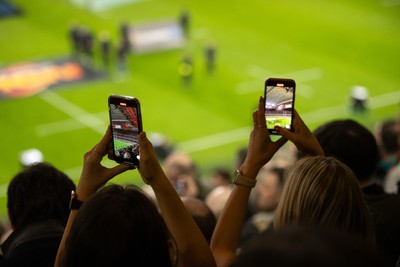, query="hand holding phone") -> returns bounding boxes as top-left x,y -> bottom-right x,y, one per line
108,95 -> 142,167
264,78 -> 296,135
